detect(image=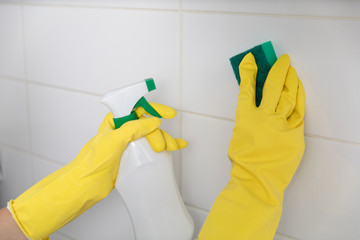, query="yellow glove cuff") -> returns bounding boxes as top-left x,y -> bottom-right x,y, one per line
8,200 -> 49,240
